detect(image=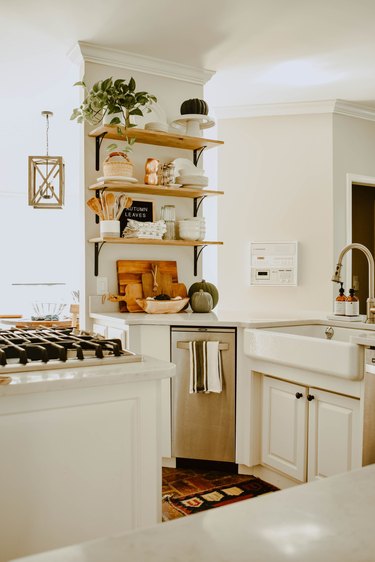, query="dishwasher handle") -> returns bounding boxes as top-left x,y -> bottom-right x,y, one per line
176,341 -> 229,351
